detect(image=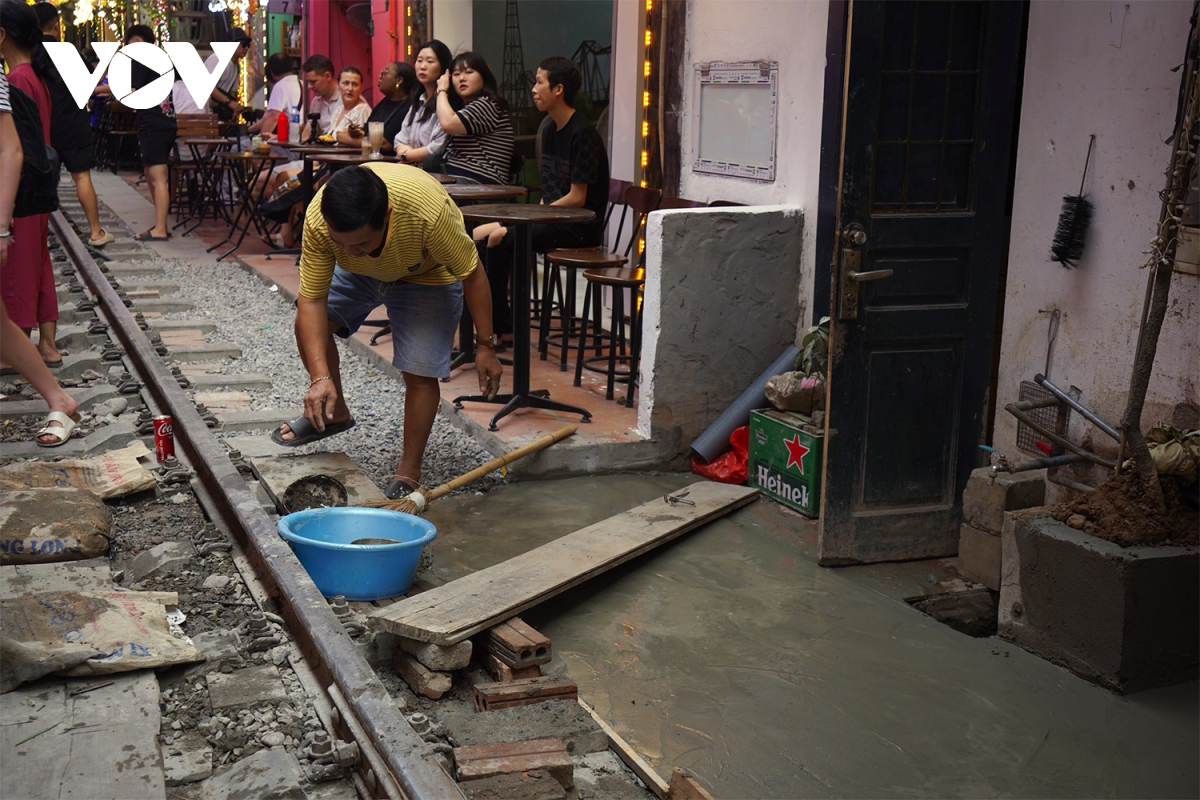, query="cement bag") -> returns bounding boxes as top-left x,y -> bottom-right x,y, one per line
1123,423 -> 1200,483
0,590 -> 204,692
0,487 -> 112,565
0,441 -> 156,499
